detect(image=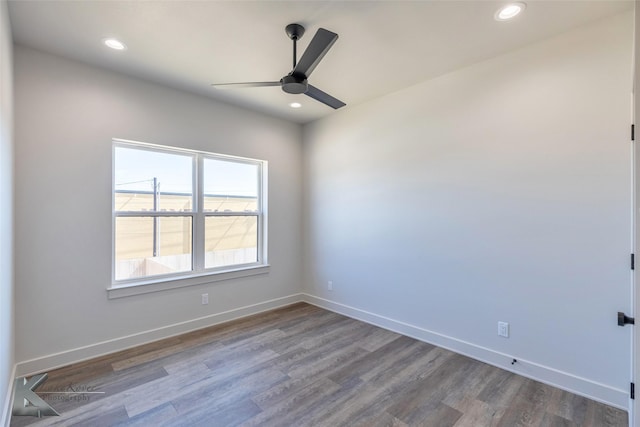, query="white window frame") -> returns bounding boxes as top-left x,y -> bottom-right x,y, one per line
108,139 -> 268,299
